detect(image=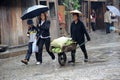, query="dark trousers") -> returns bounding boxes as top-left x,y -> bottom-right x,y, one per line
71,44 -> 88,62
25,42 -> 33,61
105,22 -> 111,34
37,38 -> 55,63
91,22 -> 96,31
111,22 -> 114,26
